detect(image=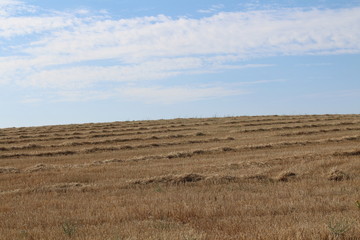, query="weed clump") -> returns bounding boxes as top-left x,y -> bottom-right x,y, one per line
195,132 -> 206,136
328,169 -> 350,181
326,219 -> 352,238
221,147 -> 236,152
61,220 -> 77,238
